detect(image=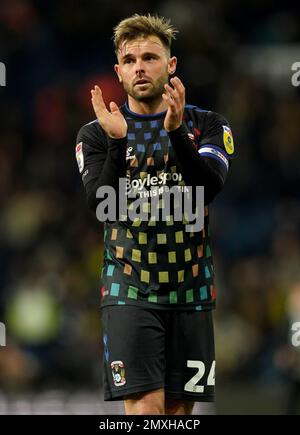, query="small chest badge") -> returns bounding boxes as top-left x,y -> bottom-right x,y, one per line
126,146 -> 135,160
